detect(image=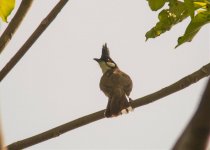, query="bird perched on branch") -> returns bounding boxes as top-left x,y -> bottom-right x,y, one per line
94,44 -> 133,118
